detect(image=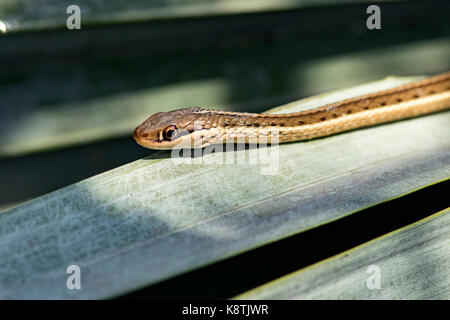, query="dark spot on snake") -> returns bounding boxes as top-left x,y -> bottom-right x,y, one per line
363,107 -> 369,110
298,121 -> 304,125
397,98 -> 402,102
380,102 -> 386,106
429,90 -> 435,94
413,94 -> 419,98
320,117 -> 326,121
347,110 -> 352,114
254,123 -> 260,127
271,123 -> 277,126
